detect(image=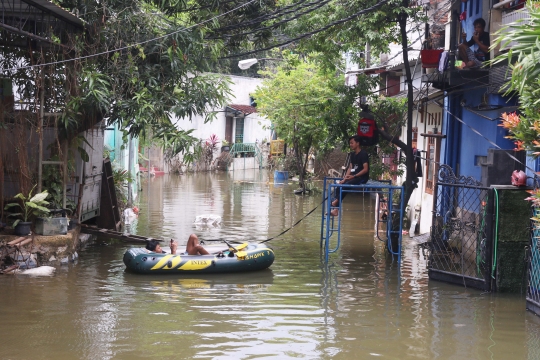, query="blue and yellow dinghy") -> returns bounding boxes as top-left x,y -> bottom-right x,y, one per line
123,242 -> 274,274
